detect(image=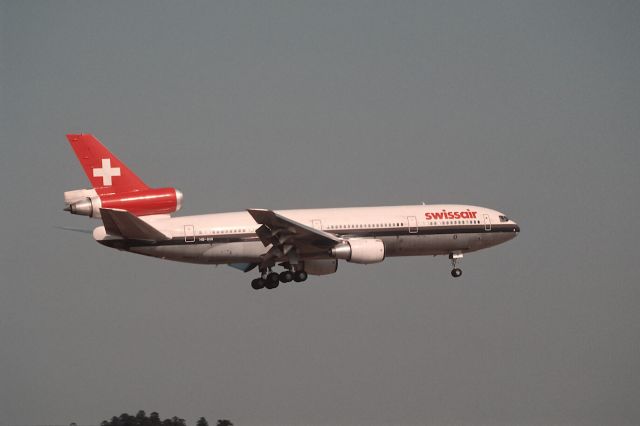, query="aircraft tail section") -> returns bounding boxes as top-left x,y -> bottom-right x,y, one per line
64,134 -> 183,218
100,208 -> 170,241
67,134 -> 149,195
